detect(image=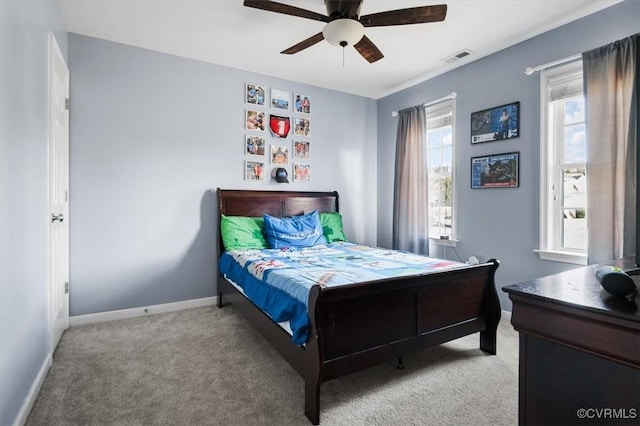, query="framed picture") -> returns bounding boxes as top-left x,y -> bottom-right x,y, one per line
293,93 -> 311,114
470,101 -> 520,144
293,163 -> 311,182
471,152 -> 519,189
246,109 -> 266,131
271,89 -> 290,110
245,160 -> 265,181
270,145 -> 289,164
293,140 -> 310,159
245,83 -> 266,106
294,117 -> 310,136
245,135 -> 265,156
